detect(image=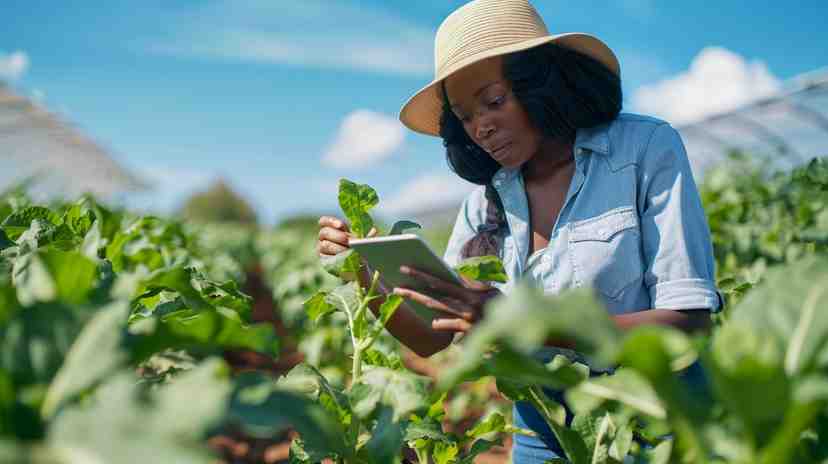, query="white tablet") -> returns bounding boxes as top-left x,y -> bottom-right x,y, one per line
349,234 -> 462,321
